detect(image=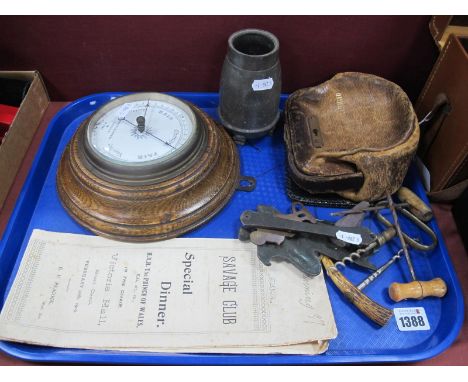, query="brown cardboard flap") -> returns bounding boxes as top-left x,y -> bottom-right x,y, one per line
429,16 -> 453,47
0,71 -> 50,209
416,35 -> 468,199
430,16 -> 468,49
